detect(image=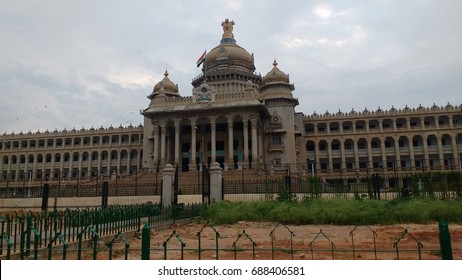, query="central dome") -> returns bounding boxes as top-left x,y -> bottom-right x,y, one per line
203,19 -> 255,74
205,43 -> 253,66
